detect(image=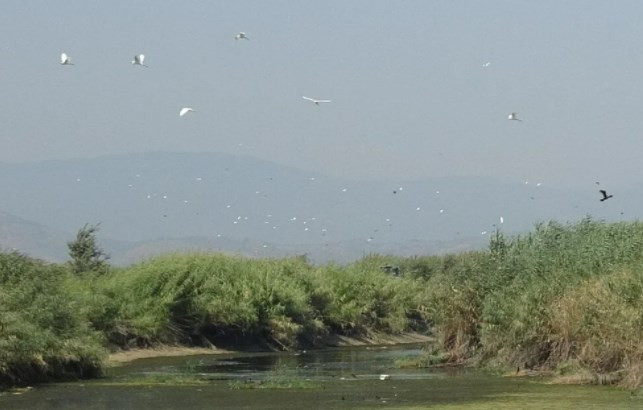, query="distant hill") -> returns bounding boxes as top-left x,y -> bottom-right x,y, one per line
0,210 -> 488,265
0,210 -> 70,262
0,151 -> 635,265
